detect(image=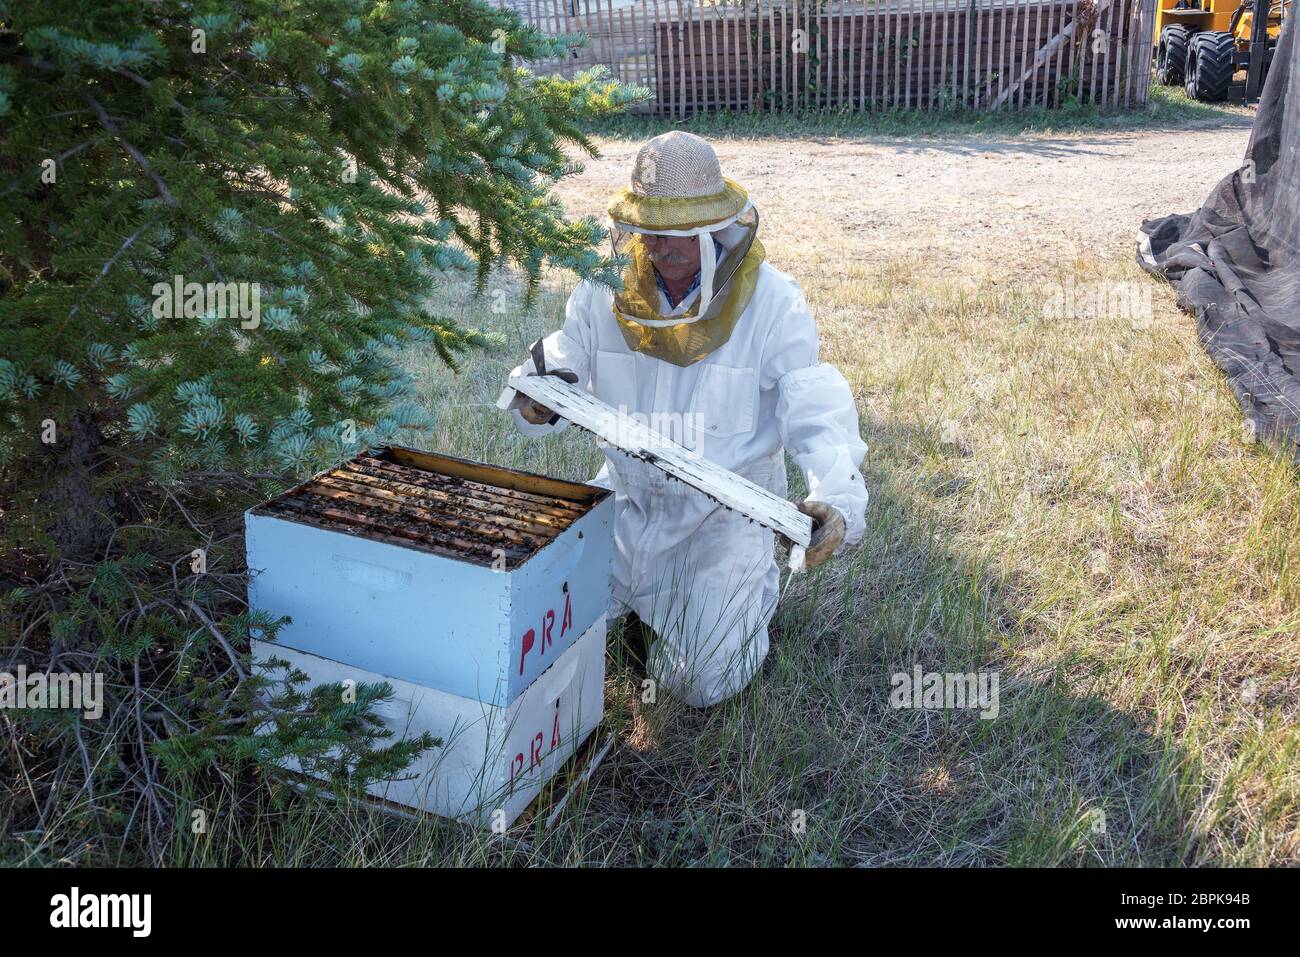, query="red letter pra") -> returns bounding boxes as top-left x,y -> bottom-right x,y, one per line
519,628 -> 535,675
542,609 -> 555,654
561,590 -> 573,637
509,752 -> 524,793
